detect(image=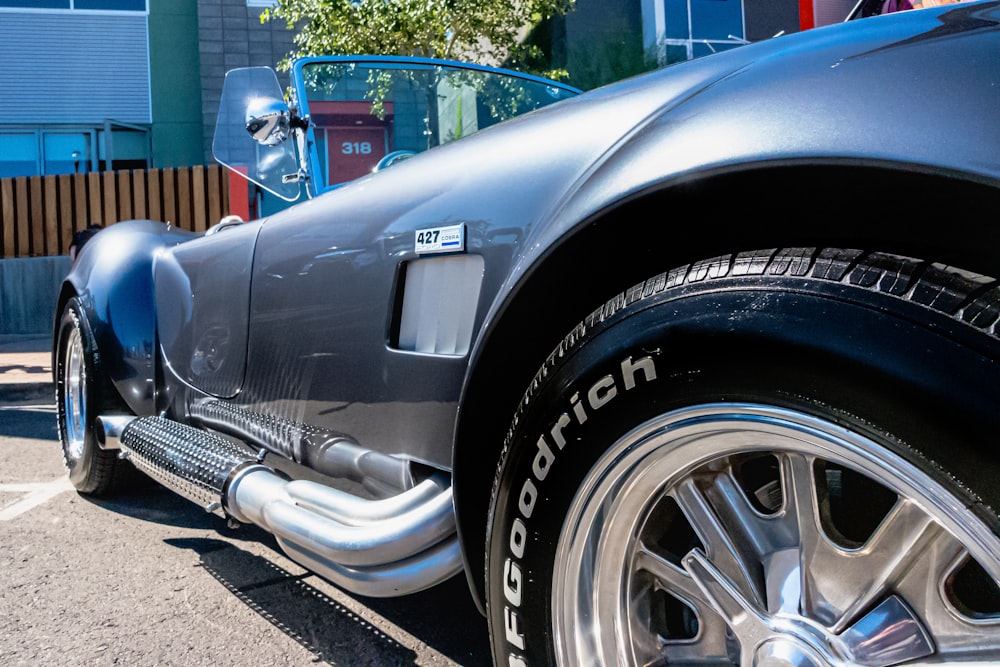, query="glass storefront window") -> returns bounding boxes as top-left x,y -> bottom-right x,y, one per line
0,0 -> 145,9
659,0 -> 746,65
0,126 -> 148,177
690,0 -> 744,41
43,132 -> 92,174
0,134 -> 38,178
74,0 -> 145,9
0,1 -> 69,7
